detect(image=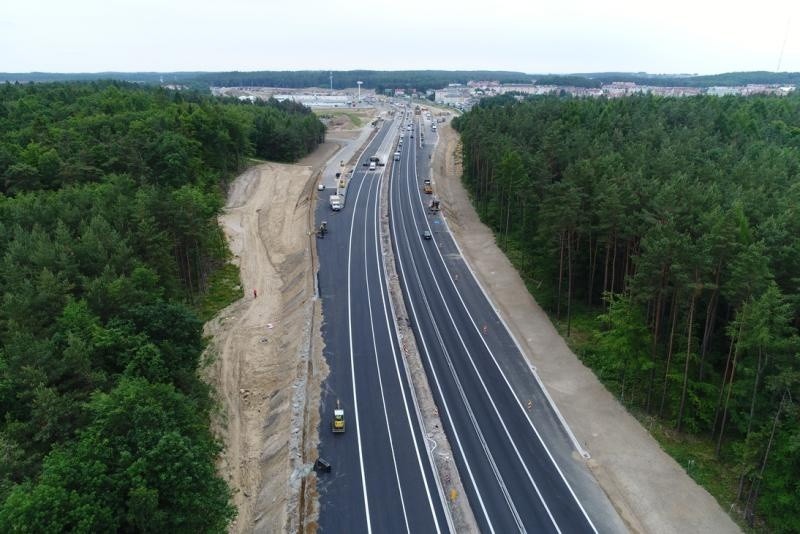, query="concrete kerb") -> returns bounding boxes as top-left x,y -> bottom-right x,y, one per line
382,128 -> 478,533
